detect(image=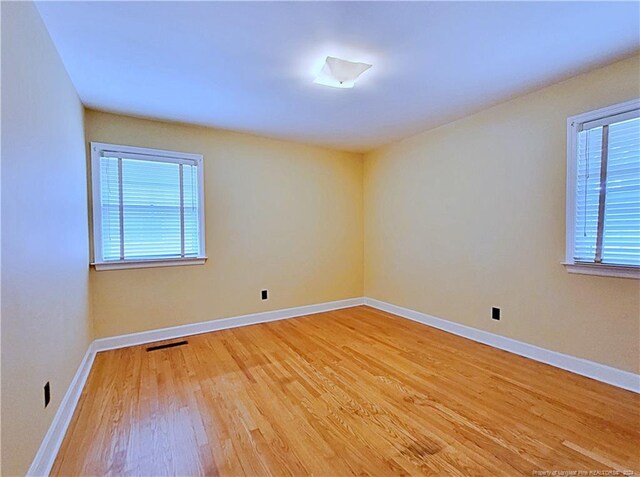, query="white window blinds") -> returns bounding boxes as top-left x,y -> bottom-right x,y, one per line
91,143 -> 205,267
573,111 -> 640,267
